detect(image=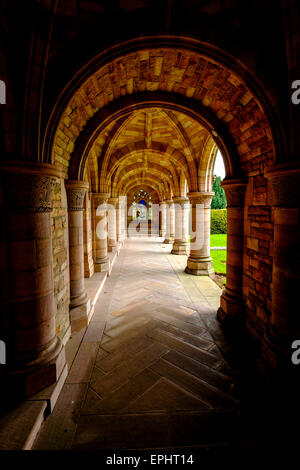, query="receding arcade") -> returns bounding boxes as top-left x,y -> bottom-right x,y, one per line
0,39 -> 297,404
